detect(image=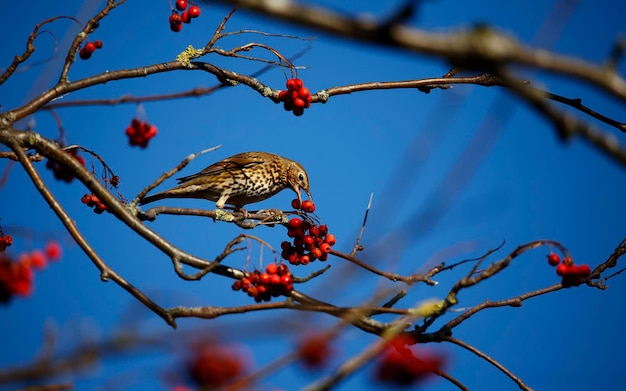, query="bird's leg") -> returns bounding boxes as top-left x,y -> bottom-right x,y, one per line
234,206 -> 250,220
